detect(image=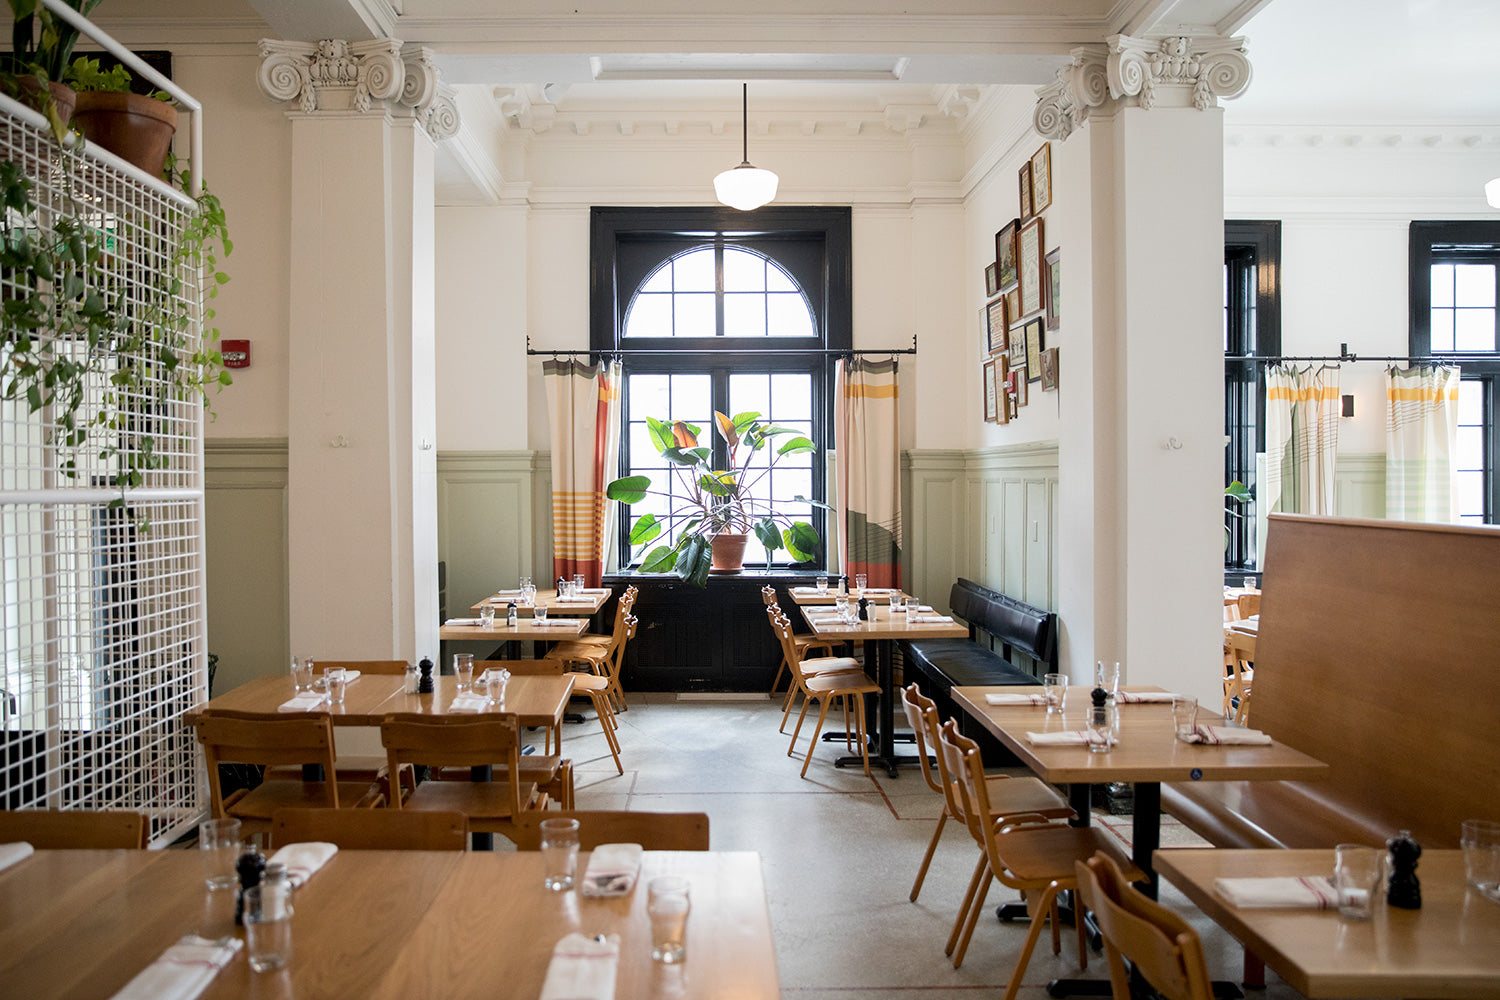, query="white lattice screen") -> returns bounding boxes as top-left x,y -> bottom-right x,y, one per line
1,95 -> 208,847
